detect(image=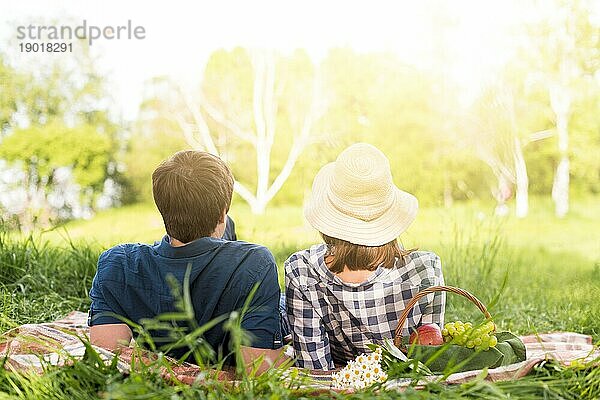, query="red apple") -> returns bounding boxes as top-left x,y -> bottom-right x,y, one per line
409,324 -> 444,346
